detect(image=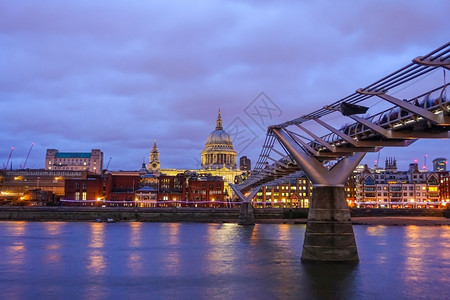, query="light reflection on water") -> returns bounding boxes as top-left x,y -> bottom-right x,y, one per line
163,223 -> 181,276
127,222 -> 143,275
43,222 -> 64,264
0,221 -> 449,300
206,224 -> 241,275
